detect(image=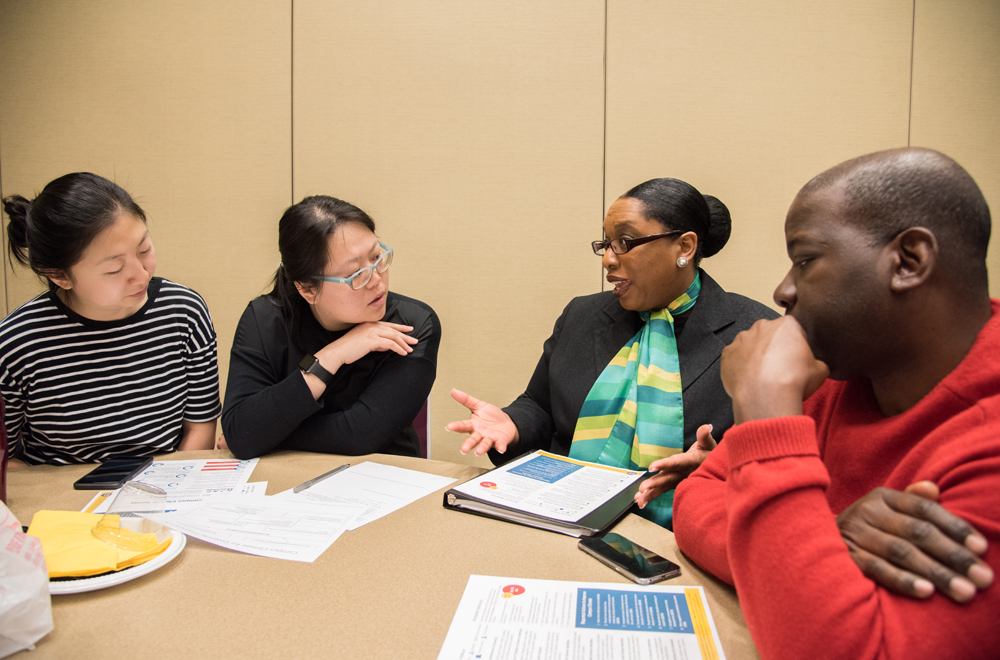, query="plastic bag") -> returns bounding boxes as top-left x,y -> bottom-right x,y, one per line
0,502 -> 53,657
